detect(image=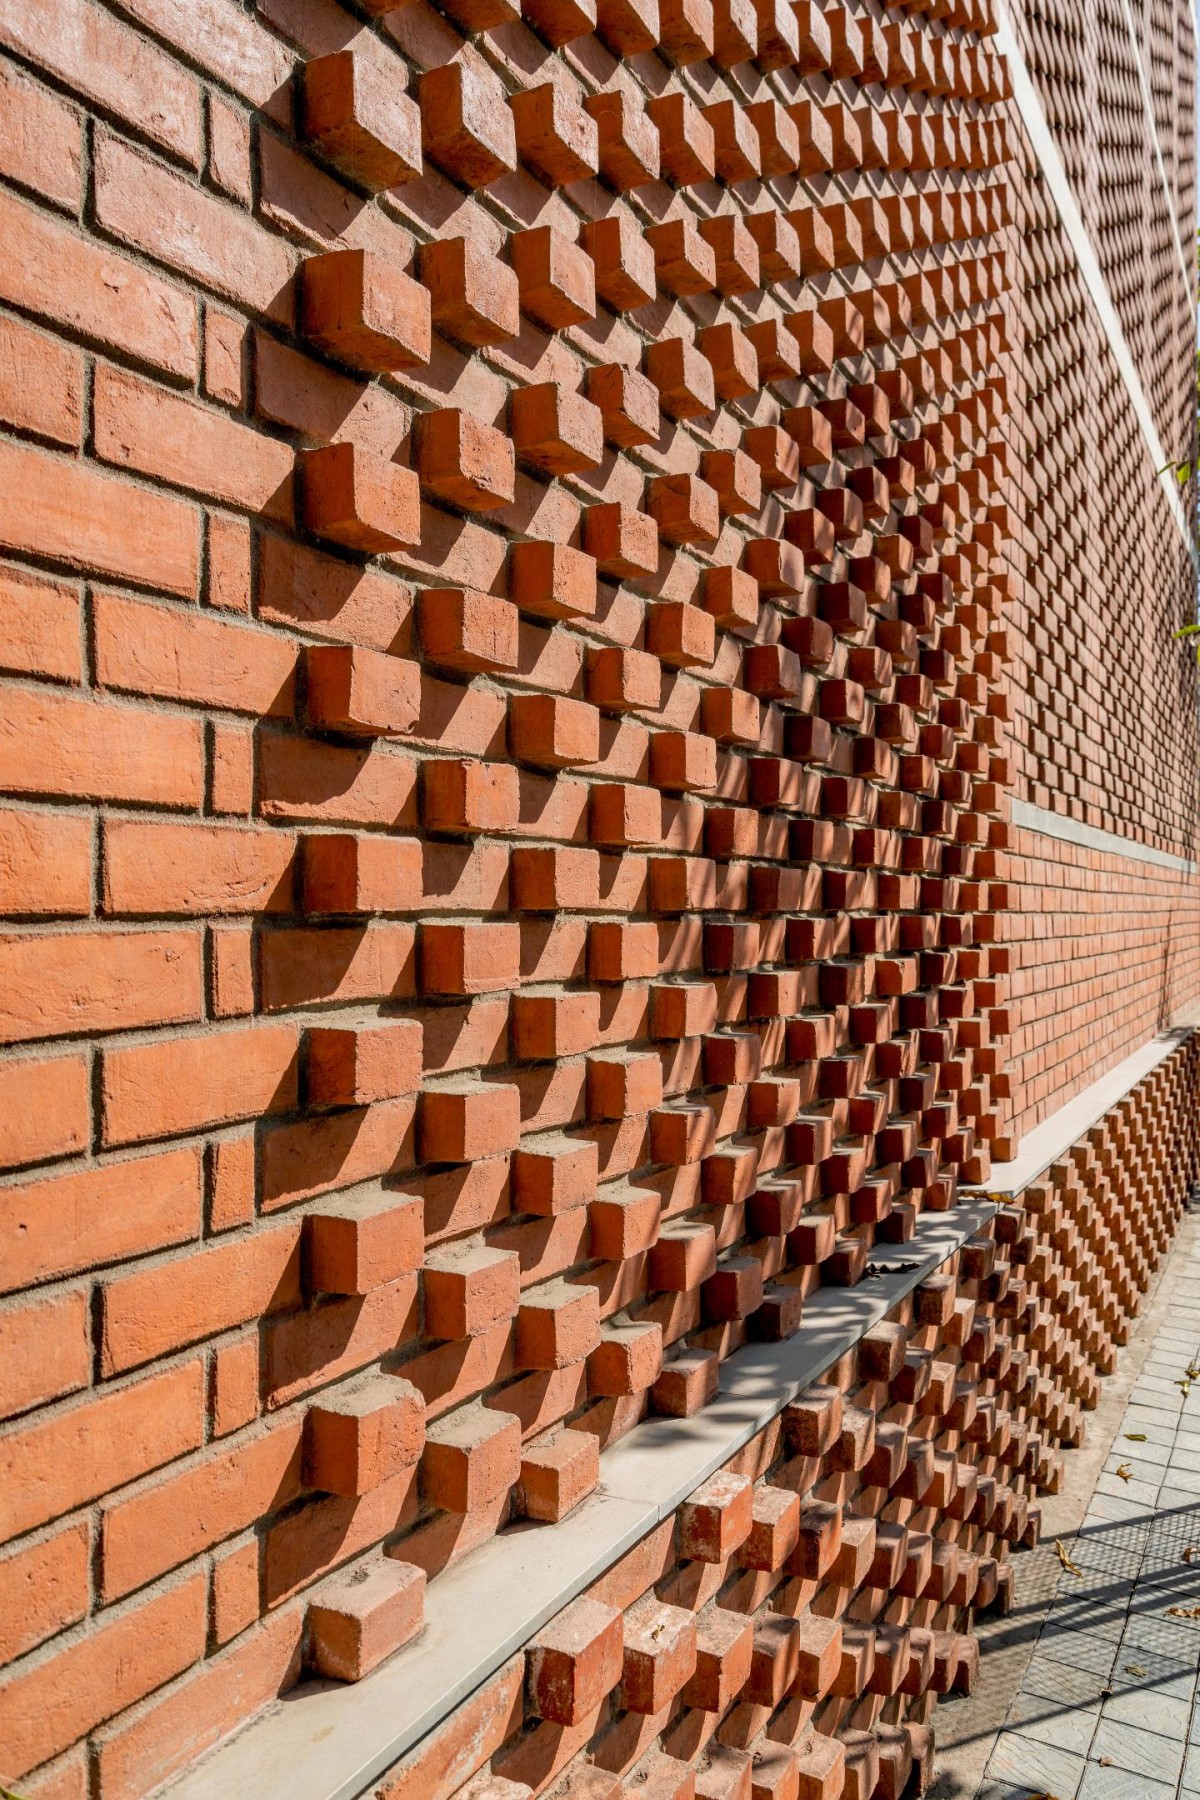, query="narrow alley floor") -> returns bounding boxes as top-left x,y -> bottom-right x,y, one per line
930,1204 -> 1200,1800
